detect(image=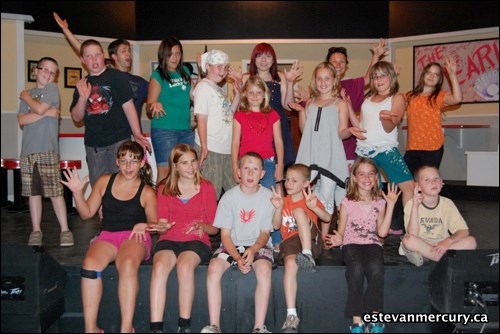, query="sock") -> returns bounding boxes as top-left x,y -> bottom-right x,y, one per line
150,322 -> 163,332
287,308 -> 297,316
302,249 -> 312,256
178,317 -> 191,328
